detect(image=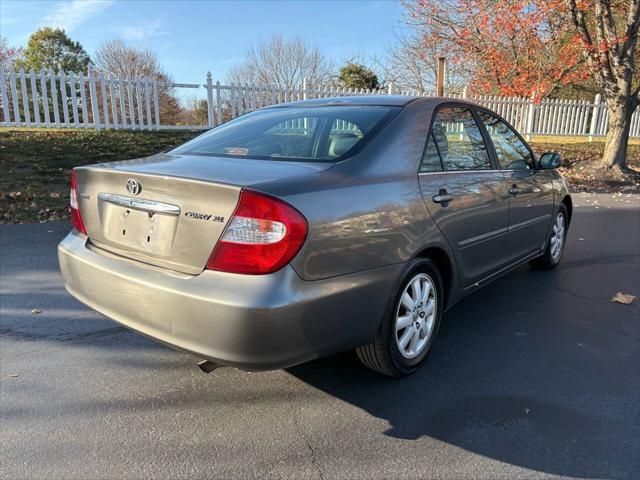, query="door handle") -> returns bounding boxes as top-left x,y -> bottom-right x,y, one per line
508,184 -> 520,195
432,189 -> 454,205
